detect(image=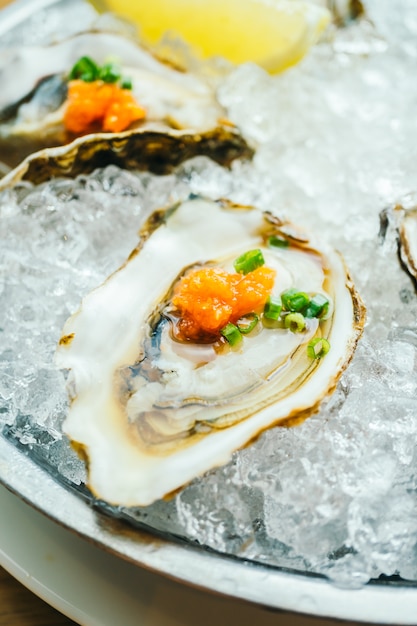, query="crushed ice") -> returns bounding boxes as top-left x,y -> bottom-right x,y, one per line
1,0 -> 417,586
